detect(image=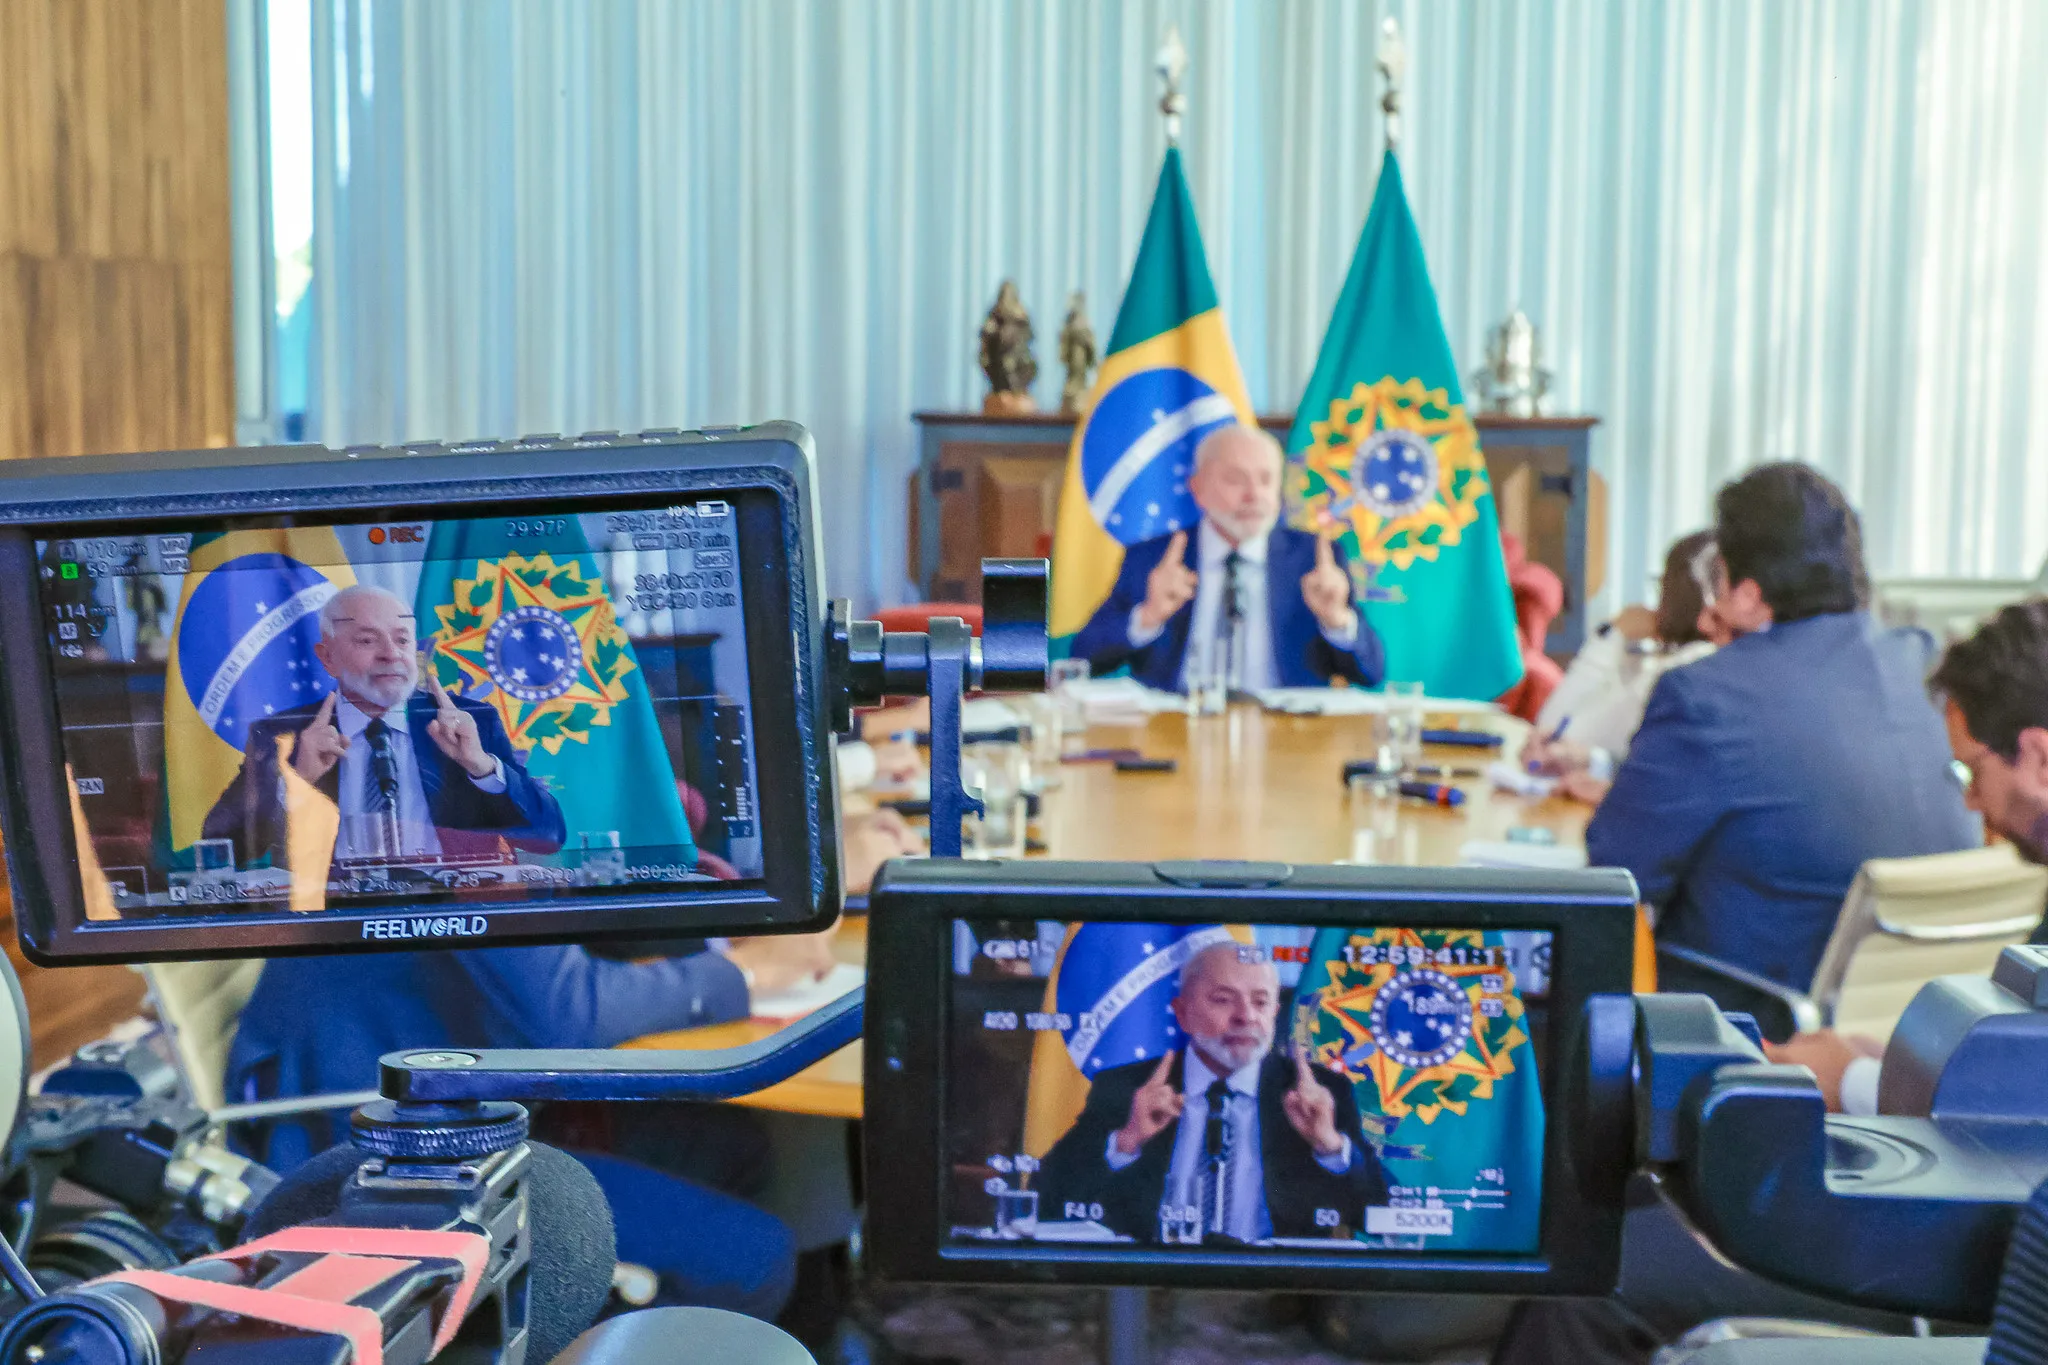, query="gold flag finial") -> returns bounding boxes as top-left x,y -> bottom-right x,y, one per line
1157,25 -> 1189,145
1377,16 -> 1407,151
